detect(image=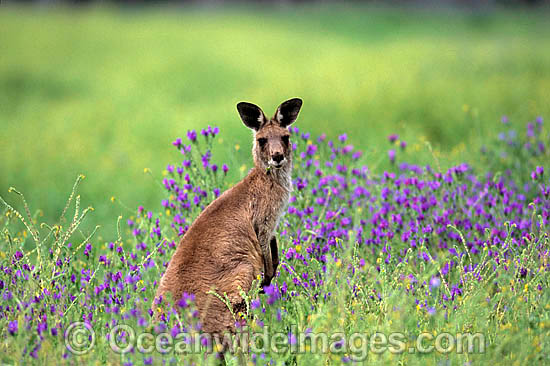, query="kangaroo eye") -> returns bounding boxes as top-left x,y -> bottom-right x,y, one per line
281,135 -> 290,145
257,138 -> 268,147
